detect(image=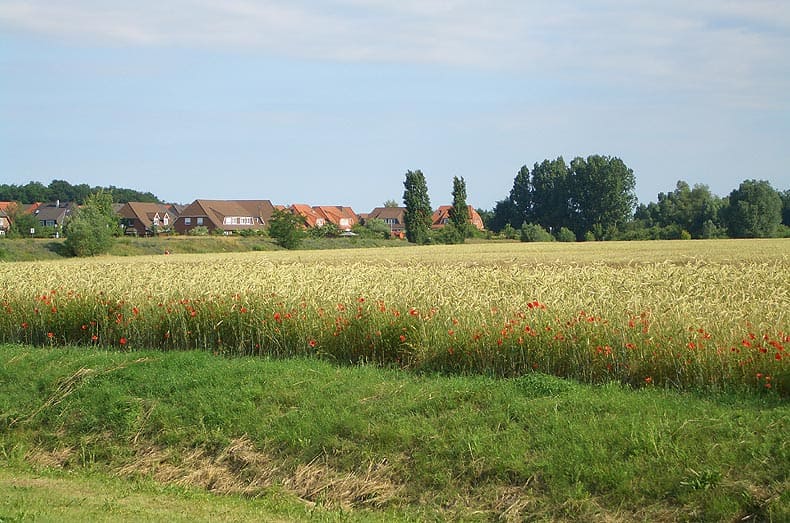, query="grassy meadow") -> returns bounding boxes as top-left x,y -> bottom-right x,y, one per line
1,239 -> 788,521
